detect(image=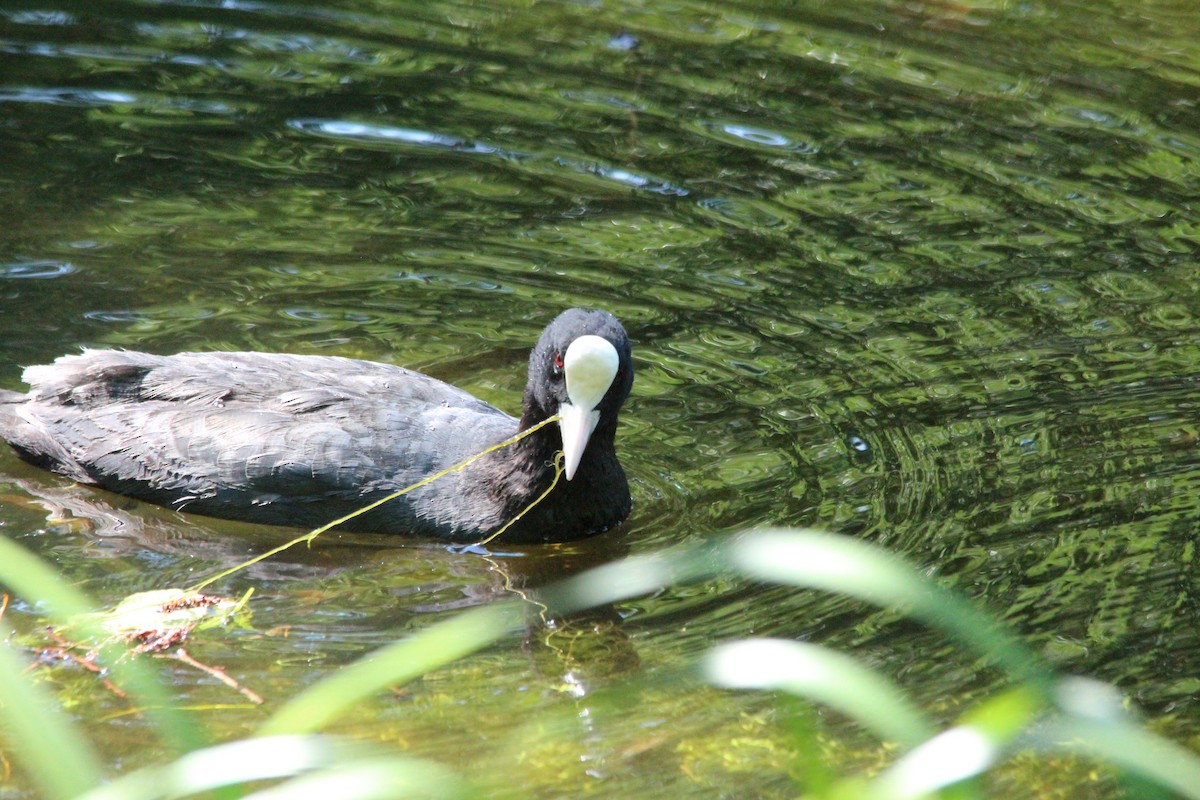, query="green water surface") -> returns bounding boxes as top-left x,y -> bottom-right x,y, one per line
1,0 -> 1199,797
